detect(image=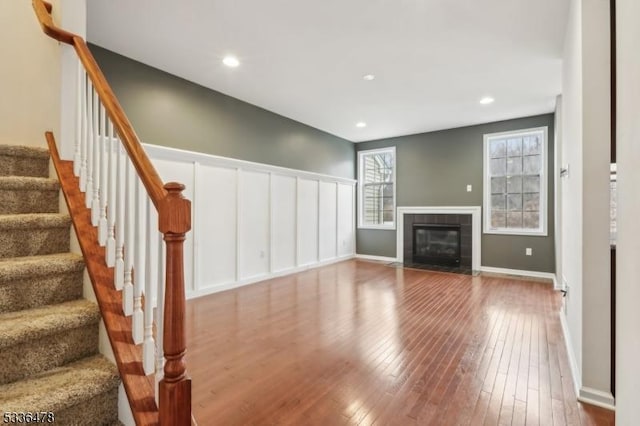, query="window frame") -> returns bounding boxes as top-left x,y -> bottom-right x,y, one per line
482,126 -> 548,236
357,146 -> 397,230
